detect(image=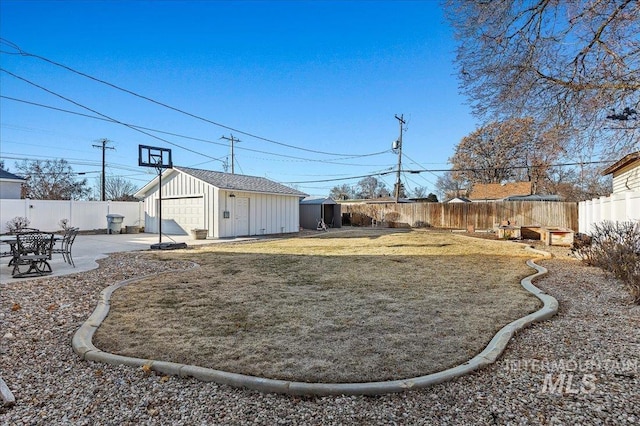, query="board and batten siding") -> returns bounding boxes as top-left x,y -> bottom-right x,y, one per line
143,171 -> 213,236
216,189 -> 300,238
611,162 -> 640,193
